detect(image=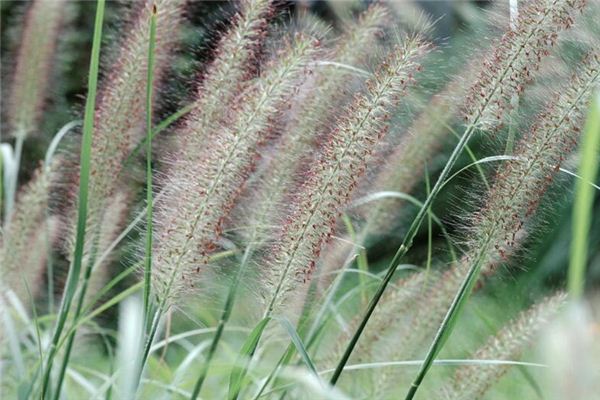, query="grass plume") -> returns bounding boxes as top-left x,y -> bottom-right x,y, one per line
6,0 -> 69,139
441,292 -> 567,400
262,34 -> 429,318
152,32 -> 321,305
